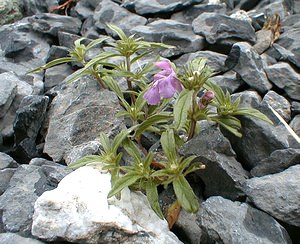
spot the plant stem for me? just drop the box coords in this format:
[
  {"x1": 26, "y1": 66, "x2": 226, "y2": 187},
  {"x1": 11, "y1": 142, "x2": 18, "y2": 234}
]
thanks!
[
  {"x1": 94, "y1": 72, "x2": 107, "y2": 89},
  {"x1": 126, "y1": 55, "x2": 136, "y2": 104},
  {"x1": 187, "y1": 91, "x2": 198, "y2": 140}
]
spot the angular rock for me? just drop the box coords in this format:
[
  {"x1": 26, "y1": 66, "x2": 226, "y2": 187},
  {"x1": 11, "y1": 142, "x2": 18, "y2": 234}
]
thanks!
[
  {"x1": 0, "y1": 152, "x2": 18, "y2": 169},
  {"x1": 250, "y1": 148, "x2": 300, "y2": 177},
  {"x1": 122, "y1": 0, "x2": 204, "y2": 15},
  {"x1": 264, "y1": 62, "x2": 300, "y2": 101},
  {"x1": 180, "y1": 122, "x2": 249, "y2": 200},
  {"x1": 262, "y1": 91, "x2": 291, "y2": 122},
  {"x1": 93, "y1": 0, "x2": 147, "y2": 36},
  {"x1": 174, "y1": 50, "x2": 228, "y2": 74},
  {"x1": 28, "y1": 13, "x2": 82, "y2": 37},
  {"x1": 0, "y1": 233, "x2": 44, "y2": 244},
  {"x1": 291, "y1": 102, "x2": 300, "y2": 115},
  {"x1": 0, "y1": 72, "x2": 17, "y2": 118},
  {"x1": 22, "y1": 0, "x2": 58, "y2": 16},
  {"x1": 192, "y1": 12, "x2": 256, "y2": 45},
  {"x1": 32, "y1": 166, "x2": 182, "y2": 244},
  {"x1": 0, "y1": 163, "x2": 70, "y2": 236},
  {"x1": 44, "y1": 64, "x2": 73, "y2": 91},
  {"x1": 210, "y1": 71, "x2": 245, "y2": 94},
  {"x1": 0, "y1": 0, "x2": 23, "y2": 26},
  {"x1": 0, "y1": 168, "x2": 16, "y2": 195},
  {"x1": 43, "y1": 76, "x2": 123, "y2": 163},
  {"x1": 244, "y1": 165, "x2": 300, "y2": 227},
  {"x1": 275, "y1": 28, "x2": 300, "y2": 69},
  {"x1": 132, "y1": 19, "x2": 205, "y2": 57},
  {"x1": 224, "y1": 91, "x2": 300, "y2": 169},
  {"x1": 171, "y1": 2, "x2": 226, "y2": 23},
  {"x1": 225, "y1": 42, "x2": 272, "y2": 93},
  {"x1": 290, "y1": 114, "x2": 300, "y2": 137},
  {"x1": 255, "y1": 0, "x2": 294, "y2": 19},
  {"x1": 198, "y1": 196, "x2": 292, "y2": 244}
]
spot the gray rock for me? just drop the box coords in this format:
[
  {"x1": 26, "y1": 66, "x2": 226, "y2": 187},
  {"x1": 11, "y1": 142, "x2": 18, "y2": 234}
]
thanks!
[
  {"x1": 262, "y1": 91, "x2": 291, "y2": 122},
  {"x1": 0, "y1": 74, "x2": 17, "y2": 118},
  {"x1": 198, "y1": 196, "x2": 292, "y2": 244},
  {"x1": 254, "y1": 0, "x2": 294, "y2": 19},
  {"x1": 0, "y1": 168, "x2": 16, "y2": 195},
  {"x1": 264, "y1": 62, "x2": 300, "y2": 101},
  {"x1": 0, "y1": 152, "x2": 18, "y2": 169},
  {"x1": 244, "y1": 165, "x2": 300, "y2": 227},
  {"x1": 44, "y1": 64, "x2": 73, "y2": 91},
  {"x1": 290, "y1": 114, "x2": 300, "y2": 137},
  {"x1": 93, "y1": 0, "x2": 147, "y2": 36},
  {"x1": 22, "y1": 0, "x2": 58, "y2": 16},
  {"x1": 0, "y1": 233, "x2": 44, "y2": 244},
  {"x1": 275, "y1": 28, "x2": 300, "y2": 69},
  {"x1": 122, "y1": 0, "x2": 204, "y2": 15},
  {"x1": 28, "y1": 13, "x2": 82, "y2": 37},
  {"x1": 192, "y1": 12, "x2": 256, "y2": 45},
  {"x1": 180, "y1": 123, "x2": 249, "y2": 200},
  {"x1": 0, "y1": 0, "x2": 23, "y2": 26},
  {"x1": 43, "y1": 76, "x2": 123, "y2": 163},
  {"x1": 171, "y1": 2, "x2": 226, "y2": 23},
  {"x1": 0, "y1": 163, "x2": 70, "y2": 236},
  {"x1": 174, "y1": 50, "x2": 228, "y2": 74},
  {"x1": 250, "y1": 148, "x2": 300, "y2": 177},
  {"x1": 225, "y1": 42, "x2": 272, "y2": 93},
  {"x1": 210, "y1": 71, "x2": 245, "y2": 94},
  {"x1": 32, "y1": 166, "x2": 182, "y2": 243},
  {"x1": 132, "y1": 19, "x2": 205, "y2": 57},
  {"x1": 224, "y1": 91, "x2": 300, "y2": 169},
  {"x1": 291, "y1": 101, "x2": 300, "y2": 115}
]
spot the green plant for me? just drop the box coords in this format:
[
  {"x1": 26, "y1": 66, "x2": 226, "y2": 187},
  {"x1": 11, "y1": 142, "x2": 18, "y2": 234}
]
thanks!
[{"x1": 31, "y1": 24, "x2": 273, "y2": 225}]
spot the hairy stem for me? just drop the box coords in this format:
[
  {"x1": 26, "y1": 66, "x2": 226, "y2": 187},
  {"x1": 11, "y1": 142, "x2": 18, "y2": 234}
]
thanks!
[
  {"x1": 126, "y1": 55, "x2": 136, "y2": 104},
  {"x1": 187, "y1": 91, "x2": 198, "y2": 140}
]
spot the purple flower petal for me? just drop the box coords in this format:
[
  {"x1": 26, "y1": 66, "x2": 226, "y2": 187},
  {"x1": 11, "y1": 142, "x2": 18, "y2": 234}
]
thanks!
[
  {"x1": 171, "y1": 77, "x2": 183, "y2": 92},
  {"x1": 144, "y1": 84, "x2": 161, "y2": 105},
  {"x1": 155, "y1": 60, "x2": 172, "y2": 71},
  {"x1": 158, "y1": 76, "x2": 177, "y2": 98}
]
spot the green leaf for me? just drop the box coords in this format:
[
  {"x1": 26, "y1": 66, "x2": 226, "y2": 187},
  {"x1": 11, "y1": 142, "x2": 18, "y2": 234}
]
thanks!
[
  {"x1": 161, "y1": 129, "x2": 177, "y2": 164},
  {"x1": 107, "y1": 23, "x2": 127, "y2": 40},
  {"x1": 111, "y1": 129, "x2": 132, "y2": 154},
  {"x1": 123, "y1": 139, "x2": 142, "y2": 163},
  {"x1": 108, "y1": 172, "x2": 142, "y2": 198},
  {"x1": 68, "y1": 155, "x2": 102, "y2": 169},
  {"x1": 86, "y1": 37, "x2": 109, "y2": 50},
  {"x1": 232, "y1": 108, "x2": 273, "y2": 125},
  {"x1": 28, "y1": 57, "x2": 75, "y2": 73},
  {"x1": 135, "y1": 112, "x2": 172, "y2": 137},
  {"x1": 173, "y1": 175, "x2": 199, "y2": 213},
  {"x1": 178, "y1": 155, "x2": 198, "y2": 172},
  {"x1": 211, "y1": 116, "x2": 242, "y2": 137},
  {"x1": 174, "y1": 89, "x2": 193, "y2": 131},
  {"x1": 146, "y1": 180, "x2": 164, "y2": 219}
]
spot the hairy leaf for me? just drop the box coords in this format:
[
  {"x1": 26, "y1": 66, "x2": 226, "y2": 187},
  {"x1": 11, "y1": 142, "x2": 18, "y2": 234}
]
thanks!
[
  {"x1": 146, "y1": 180, "x2": 164, "y2": 219},
  {"x1": 174, "y1": 90, "x2": 193, "y2": 131},
  {"x1": 68, "y1": 155, "x2": 102, "y2": 169}
]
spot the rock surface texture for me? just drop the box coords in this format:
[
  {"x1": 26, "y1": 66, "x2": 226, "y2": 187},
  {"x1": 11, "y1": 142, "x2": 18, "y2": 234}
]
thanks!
[{"x1": 0, "y1": 0, "x2": 299, "y2": 243}]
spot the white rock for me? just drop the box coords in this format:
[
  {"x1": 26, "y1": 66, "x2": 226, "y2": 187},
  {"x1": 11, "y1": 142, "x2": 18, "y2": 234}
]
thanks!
[{"x1": 32, "y1": 166, "x2": 182, "y2": 244}]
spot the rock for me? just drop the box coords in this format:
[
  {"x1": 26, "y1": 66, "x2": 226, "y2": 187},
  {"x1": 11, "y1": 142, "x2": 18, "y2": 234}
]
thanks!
[
  {"x1": 28, "y1": 13, "x2": 82, "y2": 37},
  {"x1": 0, "y1": 168, "x2": 16, "y2": 195},
  {"x1": 198, "y1": 196, "x2": 292, "y2": 244},
  {"x1": 122, "y1": 0, "x2": 204, "y2": 15},
  {"x1": 192, "y1": 12, "x2": 256, "y2": 45},
  {"x1": 225, "y1": 42, "x2": 272, "y2": 93},
  {"x1": 132, "y1": 19, "x2": 205, "y2": 57},
  {"x1": 0, "y1": 163, "x2": 70, "y2": 236},
  {"x1": 0, "y1": 152, "x2": 18, "y2": 169},
  {"x1": 275, "y1": 28, "x2": 300, "y2": 69},
  {"x1": 0, "y1": 0, "x2": 23, "y2": 26},
  {"x1": 171, "y1": 2, "x2": 227, "y2": 23},
  {"x1": 32, "y1": 166, "x2": 182, "y2": 244},
  {"x1": 0, "y1": 72, "x2": 33, "y2": 140},
  {"x1": 44, "y1": 64, "x2": 73, "y2": 91},
  {"x1": 250, "y1": 148, "x2": 300, "y2": 177},
  {"x1": 290, "y1": 115, "x2": 300, "y2": 137},
  {"x1": 43, "y1": 76, "x2": 123, "y2": 163},
  {"x1": 291, "y1": 102, "x2": 300, "y2": 115},
  {"x1": 224, "y1": 91, "x2": 300, "y2": 170},
  {"x1": 93, "y1": 0, "x2": 147, "y2": 36},
  {"x1": 254, "y1": 0, "x2": 294, "y2": 19},
  {"x1": 262, "y1": 91, "x2": 291, "y2": 122},
  {"x1": 22, "y1": 0, "x2": 58, "y2": 16},
  {"x1": 244, "y1": 165, "x2": 300, "y2": 227},
  {"x1": 180, "y1": 122, "x2": 249, "y2": 200},
  {"x1": 210, "y1": 71, "x2": 245, "y2": 94},
  {"x1": 0, "y1": 75, "x2": 17, "y2": 118},
  {"x1": 174, "y1": 50, "x2": 228, "y2": 74},
  {"x1": 264, "y1": 62, "x2": 300, "y2": 101},
  {"x1": 0, "y1": 233, "x2": 45, "y2": 244}
]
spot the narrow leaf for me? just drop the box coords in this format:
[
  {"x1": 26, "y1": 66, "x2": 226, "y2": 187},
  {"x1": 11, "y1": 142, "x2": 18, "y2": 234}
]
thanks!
[
  {"x1": 68, "y1": 155, "x2": 102, "y2": 169},
  {"x1": 232, "y1": 108, "x2": 273, "y2": 125},
  {"x1": 173, "y1": 175, "x2": 199, "y2": 213},
  {"x1": 161, "y1": 129, "x2": 177, "y2": 163},
  {"x1": 174, "y1": 90, "x2": 193, "y2": 131},
  {"x1": 146, "y1": 180, "x2": 164, "y2": 219},
  {"x1": 108, "y1": 173, "x2": 141, "y2": 198}
]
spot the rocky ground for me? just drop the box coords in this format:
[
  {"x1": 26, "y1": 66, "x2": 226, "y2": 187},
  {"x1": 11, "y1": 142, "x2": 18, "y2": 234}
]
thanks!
[{"x1": 0, "y1": 0, "x2": 300, "y2": 243}]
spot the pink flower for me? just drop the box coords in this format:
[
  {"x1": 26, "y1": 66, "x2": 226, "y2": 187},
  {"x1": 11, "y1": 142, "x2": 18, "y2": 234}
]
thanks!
[
  {"x1": 199, "y1": 91, "x2": 215, "y2": 109},
  {"x1": 144, "y1": 60, "x2": 182, "y2": 105}
]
